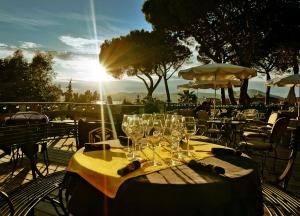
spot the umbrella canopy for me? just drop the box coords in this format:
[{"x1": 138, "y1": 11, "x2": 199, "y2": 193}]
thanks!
[
  {"x1": 265, "y1": 74, "x2": 300, "y2": 87},
  {"x1": 266, "y1": 74, "x2": 300, "y2": 118},
  {"x1": 178, "y1": 63, "x2": 256, "y2": 81},
  {"x1": 177, "y1": 80, "x2": 242, "y2": 90}
]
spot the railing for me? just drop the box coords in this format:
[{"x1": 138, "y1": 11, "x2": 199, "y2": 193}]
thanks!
[{"x1": 0, "y1": 102, "x2": 145, "y2": 122}]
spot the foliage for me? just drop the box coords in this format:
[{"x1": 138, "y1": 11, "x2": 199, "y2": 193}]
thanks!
[
  {"x1": 0, "y1": 50, "x2": 62, "y2": 101},
  {"x1": 178, "y1": 90, "x2": 197, "y2": 104},
  {"x1": 142, "y1": 97, "x2": 161, "y2": 113},
  {"x1": 100, "y1": 30, "x2": 191, "y2": 100},
  {"x1": 72, "y1": 90, "x2": 100, "y2": 103},
  {"x1": 142, "y1": 0, "x2": 300, "y2": 105},
  {"x1": 65, "y1": 79, "x2": 73, "y2": 102}
]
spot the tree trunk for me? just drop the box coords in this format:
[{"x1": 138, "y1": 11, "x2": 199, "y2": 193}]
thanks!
[
  {"x1": 239, "y1": 79, "x2": 250, "y2": 105},
  {"x1": 163, "y1": 75, "x2": 171, "y2": 103},
  {"x1": 265, "y1": 72, "x2": 271, "y2": 105},
  {"x1": 227, "y1": 86, "x2": 237, "y2": 105},
  {"x1": 221, "y1": 88, "x2": 226, "y2": 105},
  {"x1": 288, "y1": 49, "x2": 299, "y2": 102},
  {"x1": 147, "y1": 88, "x2": 154, "y2": 99}
]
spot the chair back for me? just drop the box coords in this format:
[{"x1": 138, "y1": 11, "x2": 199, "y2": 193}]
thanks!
[
  {"x1": 276, "y1": 126, "x2": 300, "y2": 189},
  {"x1": 77, "y1": 119, "x2": 113, "y2": 150},
  {"x1": 267, "y1": 112, "x2": 278, "y2": 125},
  {"x1": 88, "y1": 127, "x2": 113, "y2": 143},
  {"x1": 197, "y1": 110, "x2": 209, "y2": 121},
  {"x1": 269, "y1": 117, "x2": 289, "y2": 143}
]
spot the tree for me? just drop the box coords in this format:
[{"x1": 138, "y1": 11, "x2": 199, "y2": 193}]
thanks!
[
  {"x1": 0, "y1": 50, "x2": 62, "y2": 101},
  {"x1": 178, "y1": 90, "x2": 197, "y2": 104},
  {"x1": 142, "y1": 0, "x2": 300, "y2": 105},
  {"x1": 65, "y1": 79, "x2": 73, "y2": 102},
  {"x1": 153, "y1": 30, "x2": 191, "y2": 102},
  {"x1": 100, "y1": 30, "x2": 161, "y2": 99}
]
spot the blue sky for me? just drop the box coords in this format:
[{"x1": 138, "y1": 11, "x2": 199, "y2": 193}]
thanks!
[
  {"x1": 0, "y1": 0, "x2": 151, "y2": 82},
  {"x1": 0, "y1": 0, "x2": 294, "y2": 98}
]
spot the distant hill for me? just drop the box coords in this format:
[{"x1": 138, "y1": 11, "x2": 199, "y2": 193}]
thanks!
[{"x1": 54, "y1": 79, "x2": 285, "y2": 102}]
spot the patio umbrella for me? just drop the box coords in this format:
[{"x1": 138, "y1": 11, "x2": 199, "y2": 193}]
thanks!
[
  {"x1": 178, "y1": 63, "x2": 256, "y2": 113},
  {"x1": 266, "y1": 74, "x2": 300, "y2": 118},
  {"x1": 177, "y1": 79, "x2": 242, "y2": 111},
  {"x1": 177, "y1": 80, "x2": 242, "y2": 90},
  {"x1": 178, "y1": 63, "x2": 256, "y2": 81}
]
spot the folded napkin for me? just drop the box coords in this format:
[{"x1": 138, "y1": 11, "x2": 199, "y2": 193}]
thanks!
[
  {"x1": 211, "y1": 148, "x2": 242, "y2": 157},
  {"x1": 117, "y1": 160, "x2": 141, "y2": 176},
  {"x1": 187, "y1": 159, "x2": 225, "y2": 175},
  {"x1": 84, "y1": 143, "x2": 111, "y2": 152}
]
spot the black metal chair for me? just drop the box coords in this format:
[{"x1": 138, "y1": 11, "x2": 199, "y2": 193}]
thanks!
[
  {"x1": 262, "y1": 126, "x2": 300, "y2": 215},
  {"x1": 238, "y1": 117, "x2": 290, "y2": 177},
  {"x1": 0, "y1": 171, "x2": 66, "y2": 216},
  {"x1": 77, "y1": 119, "x2": 114, "y2": 150}
]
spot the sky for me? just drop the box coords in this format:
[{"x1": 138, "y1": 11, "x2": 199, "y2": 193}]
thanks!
[
  {"x1": 0, "y1": 0, "x2": 295, "y2": 98},
  {"x1": 0, "y1": 0, "x2": 151, "y2": 82}
]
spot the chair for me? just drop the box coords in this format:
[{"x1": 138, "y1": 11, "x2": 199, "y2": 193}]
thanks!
[
  {"x1": 243, "y1": 112, "x2": 278, "y2": 137},
  {"x1": 0, "y1": 171, "x2": 66, "y2": 216},
  {"x1": 238, "y1": 117, "x2": 290, "y2": 176},
  {"x1": 262, "y1": 126, "x2": 300, "y2": 215},
  {"x1": 77, "y1": 119, "x2": 114, "y2": 150},
  {"x1": 194, "y1": 111, "x2": 223, "y2": 144},
  {"x1": 244, "y1": 109, "x2": 259, "y2": 119}
]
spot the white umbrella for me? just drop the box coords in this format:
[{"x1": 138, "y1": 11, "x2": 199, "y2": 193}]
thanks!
[
  {"x1": 266, "y1": 74, "x2": 300, "y2": 118},
  {"x1": 178, "y1": 63, "x2": 256, "y2": 112},
  {"x1": 177, "y1": 80, "x2": 242, "y2": 90},
  {"x1": 178, "y1": 63, "x2": 256, "y2": 81},
  {"x1": 178, "y1": 79, "x2": 241, "y2": 108}
]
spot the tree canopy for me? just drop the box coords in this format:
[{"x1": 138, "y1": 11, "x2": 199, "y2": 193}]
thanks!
[
  {"x1": 0, "y1": 50, "x2": 62, "y2": 101},
  {"x1": 100, "y1": 29, "x2": 191, "y2": 99},
  {"x1": 142, "y1": 0, "x2": 300, "y2": 105}
]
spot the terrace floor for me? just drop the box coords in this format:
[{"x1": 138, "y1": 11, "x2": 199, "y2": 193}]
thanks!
[{"x1": 0, "y1": 135, "x2": 299, "y2": 215}]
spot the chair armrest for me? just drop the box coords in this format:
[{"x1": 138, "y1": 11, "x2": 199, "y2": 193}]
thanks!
[
  {"x1": 244, "y1": 132, "x2": 269, "y2": 139},
  {"x1": 0, "y1": 191, "x2": 14, "y2": 215}
]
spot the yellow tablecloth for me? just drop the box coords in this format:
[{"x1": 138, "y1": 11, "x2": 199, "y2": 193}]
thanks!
[{"x1": 67, "y1": 140, "x2": 225, "y2": 198}]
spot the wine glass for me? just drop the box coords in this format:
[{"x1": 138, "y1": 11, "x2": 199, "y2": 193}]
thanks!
[
  {"x1": 164, "y1": 118, "x2": 181, "y2": 165},
  {"x1": 182, "y1": 117, "x2": 196, "y2": 156},
  {"x1": 171, "y1": 115, "x2": 185, "y2": 159},
  {"x1": 142, "y1": 114, "x2": 153, "y2": 147},
  {"x1": 149, "y1": 119, "x2": 163, "y2": 166},
  {"x1": 129, "y1": 116, "x2": 144, "y2": 159},
  {"x1": 121, "y1": 115, "x2": 134, "y2": 157}
]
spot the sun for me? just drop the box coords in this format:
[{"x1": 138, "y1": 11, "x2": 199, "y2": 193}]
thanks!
[{"x1": 86, "y1": 60, "x2": 113, "y2": 82}]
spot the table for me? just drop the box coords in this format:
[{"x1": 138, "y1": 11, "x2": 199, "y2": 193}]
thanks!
[
  {"x1": 64, "y1": 140, "x2": 263, "y2": 216},
  {"x1": 0, "y1": 124, "x2": 45, "y2": 178},
  {"x1": 206, "y1": 119, "x2": 247, "y2": 147}
]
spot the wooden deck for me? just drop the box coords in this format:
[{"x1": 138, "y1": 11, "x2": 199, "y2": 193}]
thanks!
[{"x1": 0, "y1": 135, "x2": 299, "y2": 215}]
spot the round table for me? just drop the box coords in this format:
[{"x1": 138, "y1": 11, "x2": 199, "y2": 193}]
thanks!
[{"x1": 63, "y1": 142, "x2": 263, "y2": 216}]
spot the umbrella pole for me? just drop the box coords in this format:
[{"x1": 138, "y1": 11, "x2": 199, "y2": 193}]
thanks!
[
  {"x1": 214, "y1": 89, "x2": 216, "y2": 117},
  {"x1": 297, "y1": 86, "x2": 300, "y2": 120}
]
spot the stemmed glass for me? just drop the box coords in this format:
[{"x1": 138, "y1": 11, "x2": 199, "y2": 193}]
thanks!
[
  {"x1": 121, "y1": 115, "x2": 134, "y2": 158},
  {"x1": 164, "y1": 118, "x2": 181, "y2": 165},
  {"x1": 171, "y1": 115, "x2": 185, "y2": 159},
  {"x1": 142, "y1": 114, "x2": 153, "y2": 147},
  {"x1": 149, "y1": 119, "x2": 163, "y2": 166},
  {"x1": 182, "y1": 117, "x2": 196, "y2": 156},
  {"x1": 127, "y1": 116, "x2": 144, "y2": 160}
]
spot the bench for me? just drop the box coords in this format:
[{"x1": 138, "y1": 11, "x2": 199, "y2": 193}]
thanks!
[
  {"x1": 0, "y1": 170, "x2": 65, "y2": 215},
  {"x1": 262, "y1": 126, "x2": 300, "y2": 215}
]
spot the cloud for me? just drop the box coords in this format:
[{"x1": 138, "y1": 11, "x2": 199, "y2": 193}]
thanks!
[
  {"x1": 0, "y1": 10, "x2": 59, "y2": 28},
  {"x1": 59, "y1": 35, "x2": 103, "y2": 54},
  {"x1": 0, "y1": 43, "x2": 8, "y2": 47},
  {"x1": 20, "y1": 41, "x2": 42, "y2": 49}
]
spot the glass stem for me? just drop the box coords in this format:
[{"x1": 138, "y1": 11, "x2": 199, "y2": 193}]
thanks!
[
  {"x1": 187, "y1": 138, "x2": 190, "y2": 156},
  {"x1": 152, "y1": 145, "x2": 156, "y2": 165}
]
